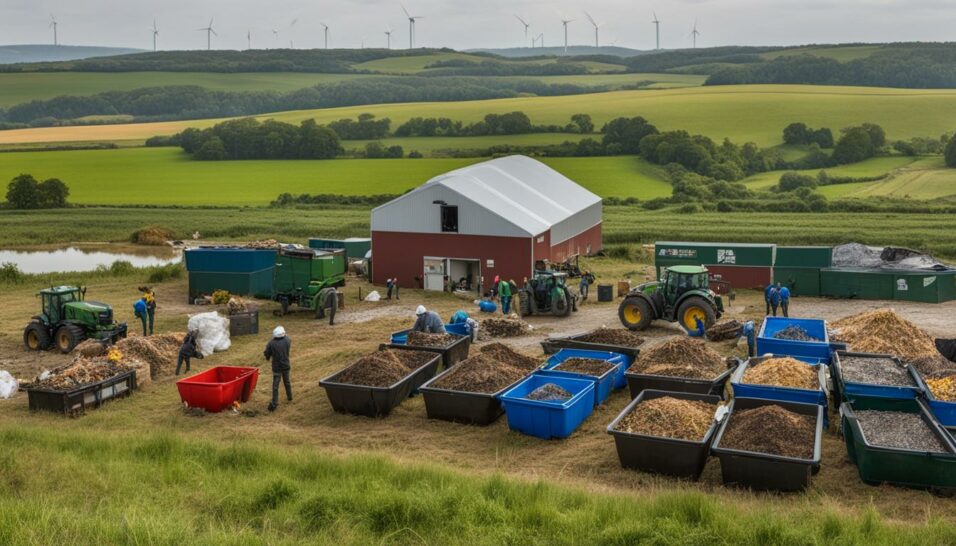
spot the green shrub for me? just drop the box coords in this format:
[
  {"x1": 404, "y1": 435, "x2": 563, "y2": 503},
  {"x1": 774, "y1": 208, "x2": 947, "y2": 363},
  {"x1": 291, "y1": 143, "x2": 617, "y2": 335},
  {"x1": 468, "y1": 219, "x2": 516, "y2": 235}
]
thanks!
[
  {"x1": 0, "y1": 262, "x2": 25, "y2": 284},
  {"x1": 147, "y1": 262, "x2": 183, "y2": 284}
]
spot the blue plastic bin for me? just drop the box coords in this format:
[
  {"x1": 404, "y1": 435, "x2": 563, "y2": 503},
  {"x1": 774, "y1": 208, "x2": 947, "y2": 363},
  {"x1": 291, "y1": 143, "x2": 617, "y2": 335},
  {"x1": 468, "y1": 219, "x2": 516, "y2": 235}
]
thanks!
[
  {"x1": 756, "y1": 317, "x2": 831, "y2": 361},
  {"x1": 538, "y1": 349, "x2": 621, "y2": 406},
  {"x1": 912, "y1": 368, "x2": 956, "y2": 427},
  {"x1": 499, "y1": 373, "x2": 595, "y2": 439},
  {"x1": 731, "y1": 355, "x2": 830, "y2": 427},
  {"x1": 832, "y1": 351, "x2": 922, "y2": 404}
]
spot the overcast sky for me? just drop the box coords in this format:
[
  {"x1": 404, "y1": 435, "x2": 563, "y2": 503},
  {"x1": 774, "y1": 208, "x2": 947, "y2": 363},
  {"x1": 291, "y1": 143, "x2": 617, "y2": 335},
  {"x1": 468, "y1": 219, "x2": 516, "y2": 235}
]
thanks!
[{"x1": 3, "y1": 0, "x2": 955, "y2": 51}]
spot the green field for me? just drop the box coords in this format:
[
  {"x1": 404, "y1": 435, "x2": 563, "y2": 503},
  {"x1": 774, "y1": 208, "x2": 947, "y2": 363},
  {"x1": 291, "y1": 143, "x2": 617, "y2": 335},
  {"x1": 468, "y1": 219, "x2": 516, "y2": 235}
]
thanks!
[
  {"x1": 762, "y1": 45, "x2": 884, "y2": 62},
  {"x1": 742, "y1": 156, "x2": 919, "y2": 190},
  {"x1": 5, "y1": 85, "x2": 956, "y2": 147},
  {"x1": 0, "y1": 148, "x2": 671, "y2": 205}
]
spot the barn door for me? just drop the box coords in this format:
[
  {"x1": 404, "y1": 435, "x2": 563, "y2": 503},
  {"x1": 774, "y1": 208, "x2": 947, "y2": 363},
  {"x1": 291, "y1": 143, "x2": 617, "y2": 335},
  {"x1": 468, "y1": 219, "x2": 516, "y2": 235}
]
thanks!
[{"x1": 423, "y1": 258, "x2": 446, "y2": 291}]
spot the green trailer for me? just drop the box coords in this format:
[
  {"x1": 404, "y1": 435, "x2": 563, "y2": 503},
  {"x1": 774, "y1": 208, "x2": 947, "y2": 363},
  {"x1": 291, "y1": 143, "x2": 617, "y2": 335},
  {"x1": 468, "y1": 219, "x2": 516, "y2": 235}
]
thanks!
[
  {"x1": 654, "y1": 241, "x2": 775, "y2": 279},
  {"x1": 774, "y1": 268, "x2": 822, "y2": 297},
  {"x1": 308, "y1": 237, "x2": 371, "y2": 260},
  {"x1": 774, "y1": 246, "x2": 832, "y2": 269},
  {"x1": 821, "y1": 268, "x2": 956, "y2": 303},
  {"x1": 273, "y1": 248, "x2": 346, "y2": 316}
]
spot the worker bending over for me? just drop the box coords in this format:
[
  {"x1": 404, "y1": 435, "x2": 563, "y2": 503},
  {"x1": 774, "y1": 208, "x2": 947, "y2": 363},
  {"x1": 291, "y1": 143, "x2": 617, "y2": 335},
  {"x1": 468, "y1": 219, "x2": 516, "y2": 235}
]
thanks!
[
  {"x1": 264, "y1": 326, "x2": 293, "y2": 412},
  {"x1": 412, "y1": 305, "x2": 446, "y2": 334},
  {"x1": 175, "y1": 329, "x2": 204, "y2": 375},
  {"x1": 133, "y1": 297, "x2": 148, "y2": 336}
]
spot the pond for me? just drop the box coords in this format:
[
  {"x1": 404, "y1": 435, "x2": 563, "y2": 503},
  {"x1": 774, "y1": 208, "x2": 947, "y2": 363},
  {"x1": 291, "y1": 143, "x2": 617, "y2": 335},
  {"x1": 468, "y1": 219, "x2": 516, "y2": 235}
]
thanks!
[{"x1": 0, "y1": 244, "x2": 182, "y2": 274}]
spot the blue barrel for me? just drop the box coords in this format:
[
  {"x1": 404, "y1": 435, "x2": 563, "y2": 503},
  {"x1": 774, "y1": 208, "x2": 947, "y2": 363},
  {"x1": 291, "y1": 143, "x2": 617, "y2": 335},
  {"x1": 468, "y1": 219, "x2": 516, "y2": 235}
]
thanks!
[{"x1": 478, "y1": 300, "x2": 497, "y2": 313}]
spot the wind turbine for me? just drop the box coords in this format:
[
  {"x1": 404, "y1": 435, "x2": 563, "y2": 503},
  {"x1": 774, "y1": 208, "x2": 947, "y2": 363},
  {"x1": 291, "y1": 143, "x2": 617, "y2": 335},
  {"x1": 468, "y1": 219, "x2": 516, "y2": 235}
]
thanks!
[
  {"x1": 198, "y1": 18, "x2": 217, "y2": 50},
  {"x1": 149, "y1": 19, "x2": 159, "y2": 51},
  {"x1": 514, "y1": 15, "x2": 530, "y2": 48},
  {"x1": 401, "y1": 4, "x2": 423, "y2": 48},
  {"x1": 652, "y1": 12, "x2": 661, "y2": 50},
  {"x1": 247, "y1": 29, "x2": 252, "y2": 50},
  {"x1": 384, "y1": 25, "x2": 393, "y2": 49},
  {"x1": 535, "y1": 33, "x2": 544, "y2": 48},
  {"x1": 271, "y1": 28, "x2": 280, "y2": 47},
  {"x1": 50, "y1": 14, "x2": 58, "y2": 46},
  {"x1": 559, "y1": 14, "x2": 573, "y2": 53},
  {"x1": 320, "y1": 22, "x2": 329, "y2": 49},
  {"x1": 690, "y1": 19, "x2": 700, "y2": 49},
  {"x1": 584, "y1": 12, "x2": 602, "y2": 48},
  {"x1": 288, "y1": 18, "x2": 298, "y2": 49}
]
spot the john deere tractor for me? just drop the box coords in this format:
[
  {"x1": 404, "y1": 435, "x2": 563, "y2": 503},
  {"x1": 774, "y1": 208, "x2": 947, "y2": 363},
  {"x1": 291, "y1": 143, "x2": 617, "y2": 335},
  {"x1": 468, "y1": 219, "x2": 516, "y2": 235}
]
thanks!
[
  {"x1": 23, "y1": 286, "x2": 128, "y2": 353},
  {"x1": 618, "y1": 265, "x2": 723, "y2": 332},
  {"x1": 518, "y1": 270, "x2": 578, "y2": 317}
]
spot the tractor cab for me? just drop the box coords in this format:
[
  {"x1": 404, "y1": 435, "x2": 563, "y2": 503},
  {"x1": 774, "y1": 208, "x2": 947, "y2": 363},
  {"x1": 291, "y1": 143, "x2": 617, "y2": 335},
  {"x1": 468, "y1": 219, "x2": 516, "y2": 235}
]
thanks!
[
  {"x1": 618, "y1": 266, "x2": 723, "y2": 332},
  {"x1": 38, "y1": 286, "x2": 84, "y2": 324}
]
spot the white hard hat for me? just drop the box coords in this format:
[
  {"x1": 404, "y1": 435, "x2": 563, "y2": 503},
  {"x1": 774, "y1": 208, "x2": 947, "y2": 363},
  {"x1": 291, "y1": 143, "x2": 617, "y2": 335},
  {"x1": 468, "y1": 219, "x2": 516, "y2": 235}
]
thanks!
[
  {"x1": 273, "y1": 326, "x2": 286, "y2": 338},
  {"x1": 415, "y1": 305, "x2": 427, "y2": 316}
]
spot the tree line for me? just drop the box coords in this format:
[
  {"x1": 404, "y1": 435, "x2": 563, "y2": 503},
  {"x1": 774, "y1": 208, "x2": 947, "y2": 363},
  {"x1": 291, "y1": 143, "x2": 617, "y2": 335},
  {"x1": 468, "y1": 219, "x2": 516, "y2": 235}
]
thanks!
[{"x1": 5, "y1": 174, "x2": 70, "y2": 209}]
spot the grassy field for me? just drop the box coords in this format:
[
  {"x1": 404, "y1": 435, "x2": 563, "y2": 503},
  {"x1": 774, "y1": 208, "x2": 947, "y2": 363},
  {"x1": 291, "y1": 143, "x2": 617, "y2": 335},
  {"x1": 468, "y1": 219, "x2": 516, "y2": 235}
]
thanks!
[
  {"x1": 5, "y1": 84, "x2": 956, "y2": 146},
  {"x1": 762, "y1": 45, "x2": 884, "y2": 62},
  {"x1": 0, "y1": 149, "x2": 671, "y2": 205},
  {"x1": 742, "y1": 156, "x2": 919, "y2": 190}
]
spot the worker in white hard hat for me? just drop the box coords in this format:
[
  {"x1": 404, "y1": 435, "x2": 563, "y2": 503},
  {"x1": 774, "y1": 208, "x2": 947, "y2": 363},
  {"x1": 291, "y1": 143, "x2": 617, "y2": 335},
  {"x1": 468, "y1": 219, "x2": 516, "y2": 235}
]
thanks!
[
  {"x1": 411, "y1": 305, "x2": 446, "y2": 334},
  {"x1": 263, "y1": 325, "x2": 292, "y2": 412}
]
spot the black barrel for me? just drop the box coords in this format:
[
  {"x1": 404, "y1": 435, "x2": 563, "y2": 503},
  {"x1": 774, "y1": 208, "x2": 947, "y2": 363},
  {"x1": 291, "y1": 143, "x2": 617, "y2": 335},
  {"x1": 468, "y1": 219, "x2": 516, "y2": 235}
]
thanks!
[{"x1": 597, "y1": 284, "x2": 614, "y2": 302}]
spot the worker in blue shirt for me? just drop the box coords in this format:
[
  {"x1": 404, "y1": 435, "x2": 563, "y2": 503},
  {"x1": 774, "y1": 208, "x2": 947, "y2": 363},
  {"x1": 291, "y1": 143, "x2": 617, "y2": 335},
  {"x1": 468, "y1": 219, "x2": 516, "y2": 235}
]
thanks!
[
  {"x1": 778, "y1": 282, "x2": 791, "y2": 317},
  {"x1": 133, "y1": 297, "x2": 148, "y2": 336},
  {"x1": 763, "y1": 283, "x2": 774, "y2": 315},
  {"x1": 412, "y1": 305, "x2": 446, "y2": 334},
  {"x1": 769, "y1": 285, "x2": 781, "y2": 317}
]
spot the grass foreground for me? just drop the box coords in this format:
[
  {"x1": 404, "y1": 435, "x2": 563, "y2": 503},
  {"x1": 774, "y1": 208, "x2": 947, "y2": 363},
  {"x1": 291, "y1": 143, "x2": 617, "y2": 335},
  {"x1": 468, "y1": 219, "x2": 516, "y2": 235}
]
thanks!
[{"x1": 1, "y1": 424, "x2": 954, "y2": 545}]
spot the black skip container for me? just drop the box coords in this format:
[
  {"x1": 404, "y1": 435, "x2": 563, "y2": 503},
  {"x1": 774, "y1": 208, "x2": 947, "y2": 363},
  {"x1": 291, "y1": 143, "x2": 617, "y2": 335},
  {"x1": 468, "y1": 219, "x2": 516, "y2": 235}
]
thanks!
[
  {"x1": 540, "y1": 331, "x2": 642, "y2": 360},
  {"x1": 606, "y1": 389, "x2": 722, "y2": 479},
  {"x1": 319, "y1": 348, "x2": 441, "y2": 418},
  {"x1": 26, "y1": 370, "x2": 137, "y2": 416},
  {"x1": 711, "y1": 397, "x2": 823, "y2": 492},
  {"x1": 418, "y1": 364, "x2": 537, "y2": 426},
  {"x1": 386, "y1": 331, "x2": 472, "y2": 369},
  {"x1": 229, "y1": 310, "x2": 259, "y2": 336},
  {"x1": 626, "y1": 360, "x2": 738, "y2": 400}
]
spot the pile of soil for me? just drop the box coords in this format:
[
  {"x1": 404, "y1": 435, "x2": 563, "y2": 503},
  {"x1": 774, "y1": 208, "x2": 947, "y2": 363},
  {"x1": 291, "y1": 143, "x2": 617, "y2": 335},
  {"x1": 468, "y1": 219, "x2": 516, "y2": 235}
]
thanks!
[
  {"x1": 575, "y1": 328, "x2": 645, "y2": 348},
  {"x1": 479, "y1": 343, "x2": 540, "y2": 371},
  {"x1": 554, "y1": 357, "x2": 616, "y2": 377},
  {"x1": 926, "y1": 374, "x2": 956, "y2": 402},
  {"x1": 772, "y1": 325, "x2": 821, "y2": 342},
  {"x1": 856, "y1": 410, "x2": 948, "y2": 453},
  {"x1": 115, "y1": 334, "x2": 183, "y2": 379},
  {"x1": 407, "y1": 332, "x2": 458, "y2": 348},
  {"x1": 27, "y1": 358, "x2": 136, "y2": 391},
  {"x1": 527, "y1": 383, "x2": 572, "y2": 402},
  {"x1": 336, "y1": 349, "x2": 431, "y2": 388},
  {"x1": 743, "y1": 357, "x2": 818, "y2": 390},
  {"x1": 615, "y1": 397, "x2": 716, "y2": 441},
  {"x1": 720, "y1": 405, "x2": 816, "y2": 459},
  {"x1": 226, "y1": 297, "x2": 248, "y2": 314},
  {"x1": 706, "y1": 320, "x2": 742, "y2": 342},
  {"x1": 839, "y1": 355, "x2": 915, "y2": 387},
  {"x1": 909, "y1": 355, "x2": 956, "y2": 377},
  {"x1": 830, "y1": 309, "x2": 938, "y2": 361},
  {"x1": 75, "y1": 339, "x2": 107, "y2": 358},
  {"x1": 480, "y1": 317, "x2": 531, "y2": 338},
  {"x1": 635, "y1": 337, "x2": 725, "y2": 380},
  {"x1": 430, "y1": 354, "x2": 527, "y2": 394}
]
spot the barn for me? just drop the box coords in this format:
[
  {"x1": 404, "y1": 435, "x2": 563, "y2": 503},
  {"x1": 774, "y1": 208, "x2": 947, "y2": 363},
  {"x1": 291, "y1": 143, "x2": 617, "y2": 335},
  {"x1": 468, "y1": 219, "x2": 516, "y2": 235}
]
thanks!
[{"x1": 371, "y1": 155, "x2": 602, "y2": 292}]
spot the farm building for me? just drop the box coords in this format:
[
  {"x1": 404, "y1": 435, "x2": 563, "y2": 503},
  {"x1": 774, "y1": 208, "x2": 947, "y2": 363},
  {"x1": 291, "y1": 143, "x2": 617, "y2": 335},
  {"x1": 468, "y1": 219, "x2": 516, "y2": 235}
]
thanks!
[{"x1": 370, "y1": 155, "x2": 602, "y2": 292}]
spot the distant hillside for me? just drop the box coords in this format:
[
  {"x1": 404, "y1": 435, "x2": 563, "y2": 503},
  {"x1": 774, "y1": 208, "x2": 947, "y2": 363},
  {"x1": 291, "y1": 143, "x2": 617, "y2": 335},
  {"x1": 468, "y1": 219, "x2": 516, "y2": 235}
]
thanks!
[
  {"x1": 0, "y1": 45, "x2": 144, "y2": 64},
  {"x1": 470, "y1": 46, "x2": 646, "y2": 58}
]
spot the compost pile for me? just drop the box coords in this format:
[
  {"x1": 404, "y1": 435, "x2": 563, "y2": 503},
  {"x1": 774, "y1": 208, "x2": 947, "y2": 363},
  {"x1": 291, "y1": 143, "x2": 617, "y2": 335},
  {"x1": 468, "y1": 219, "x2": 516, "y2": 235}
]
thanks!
[
  {"x1": 575, "y1": 328, "x2": 645, "y2": 348},
  {"x1": 226, "y1": 297, "x2": 248, "y2": 314},
  {"x1": 855, "y1": 410, "x2": 948, "y2": 453},
  {"x1": 908, "y1": 355, "x2": 956, "y2": 377},
  {"x1": 479, "y1": 343, "x2": 541, "y2": 371},
  {"x1": 720, "y1": 405, "x2": 815, "y2": 459},
  {"x1": 743, "y1": 357, "x2": 817, "y2": 390},
  {"x1": 527, "y1": 383, "x2": 572, "y2": 402},
  {"x1": 430, "y1": 354, "x2": 527, "y2": 394},
  {"x1": 115, "y1": 333, "x2": 183, "y2": 379},
  {"x1": 926, "y1": 374, "x2": 956, "y2": 402},
  {"x1": 75, "y1": 339, "x2": 107, "y2": 358},
  {"x1": 830, "y1": 309, "x2": 938, "y2": 361},
  {"x1": 635, "y1": 337, "x2": 725, "y2": 380},
  {"x1": 28, "y1": 358, "x2": 134, "y2": 391},
  {"x1": 407, "y1": 331, "x2": 459, "y2": 348},
  {"x1": 553, "y1": 358, "x2": 615, "y2": 377},
  {"x1": 706, "y1": 320, "x2": 742, "y2": 342},
  {"x1": 839, "y1": 355, "x2": 915, "y2": 387},
  {"x1": 615, "y1": 397, "x2": 716, "y2": 441},
  {"x1": 479, "y1": 317, "x2": 531, "y2": 338},
  {"x1": 336, "y1": 349, "x2": 433, "y2": 387},
  {"x1": 772, "y1": 325, "x2": 821, "y2": 342},
  {"x1": 244, "y1": 239, "x2": 279, "y2": 249}
]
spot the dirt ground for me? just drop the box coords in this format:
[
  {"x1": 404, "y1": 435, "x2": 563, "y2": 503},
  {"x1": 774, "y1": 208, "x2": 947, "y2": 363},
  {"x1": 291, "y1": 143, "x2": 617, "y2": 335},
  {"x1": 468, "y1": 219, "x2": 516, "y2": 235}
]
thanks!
[{"x1": 2, "y1": 266, "x2": 956, "y2": 526}]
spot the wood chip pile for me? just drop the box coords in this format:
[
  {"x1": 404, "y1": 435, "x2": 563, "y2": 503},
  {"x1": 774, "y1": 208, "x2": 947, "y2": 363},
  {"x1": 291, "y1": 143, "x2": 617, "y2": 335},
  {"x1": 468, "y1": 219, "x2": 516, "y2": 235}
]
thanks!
[
  {"x1": 479, "y1": 317, "x2": 531, "y2": 338},
  {"x1": 115, "y1": 334, "x2": 183, "y2": 379},
  {"x1": 407, "y1": 332, "x2": 459, "y2": 348},
  {"x1": 742, "y1": 357, "x2": 818, "y2": 390},
  {"x1": 574, "y1": 328, "x2": 645, "y2": 348},
  {"x1": 614, "y1": 396, "x2": 717, "y2": 441},
  {"x1": 27, "y1": 357, "x2": 137, "y2": 391},
  {"x1": 830, "y1": 309, "x2": 938, "y2": 361},
  {"x1": 706, "y1": 320, "x2": 743, "y2": 342},
  {"x1": 634, "y1": 337, "x2": 726, "y2": 380}
]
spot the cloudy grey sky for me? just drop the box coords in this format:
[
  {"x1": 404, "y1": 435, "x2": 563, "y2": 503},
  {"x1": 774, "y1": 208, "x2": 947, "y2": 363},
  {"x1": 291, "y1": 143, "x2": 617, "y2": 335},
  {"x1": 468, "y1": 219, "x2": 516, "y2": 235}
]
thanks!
[{"x1": 2, "y1": 0, "x2": 955, "y2": 51}]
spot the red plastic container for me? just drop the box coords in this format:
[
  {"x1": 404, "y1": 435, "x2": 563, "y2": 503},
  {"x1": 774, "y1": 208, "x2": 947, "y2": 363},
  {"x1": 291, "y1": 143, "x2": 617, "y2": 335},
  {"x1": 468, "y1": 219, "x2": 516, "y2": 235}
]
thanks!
[{"x1": 176, "y1": 366, "x2": 260, "y2": 412}]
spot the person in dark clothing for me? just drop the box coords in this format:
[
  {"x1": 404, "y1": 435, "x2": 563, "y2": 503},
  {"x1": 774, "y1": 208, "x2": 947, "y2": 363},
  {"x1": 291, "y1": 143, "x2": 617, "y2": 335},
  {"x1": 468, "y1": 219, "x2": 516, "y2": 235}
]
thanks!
[
  {"x1": 764, "y1": 283, "x2": 774, "y2": 315},
  {"x1": 133, "y1": 297, "x2": 148, "y2": 336},
  {"x1": 769, "y1": 285, "x2": 781, "y2": 317},
  {"x1": 778, "y1": 283, "x2": 791, "y2": 318},
  {"x1": 139, "y1": 286, "x2": 156, "y2": 335},
  {"x1": 264, "y1": 326, "x2": 292, "y2": 412},
  {"x1": 314, "y1": 287, "x2": 337, "y2": 325},
  {"x1": 393, "y1": 278, "x2": 400, "y2": 300},
  {"x1": 412, "y1": 306, "x2": 446, "y2": 333},
  {"x1": 175, "y1": 329, "x2": 204, "y2": 375},
  {"x1": 386, "y1": 278, "x2": 394, "y2": 300}
]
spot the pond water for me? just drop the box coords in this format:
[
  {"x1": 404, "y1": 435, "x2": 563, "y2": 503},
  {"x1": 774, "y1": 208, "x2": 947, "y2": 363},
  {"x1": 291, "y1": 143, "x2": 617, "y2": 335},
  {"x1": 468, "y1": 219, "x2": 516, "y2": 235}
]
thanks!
[{"x1": 0, "y1": 244, "x2": 182, "y2": 274}]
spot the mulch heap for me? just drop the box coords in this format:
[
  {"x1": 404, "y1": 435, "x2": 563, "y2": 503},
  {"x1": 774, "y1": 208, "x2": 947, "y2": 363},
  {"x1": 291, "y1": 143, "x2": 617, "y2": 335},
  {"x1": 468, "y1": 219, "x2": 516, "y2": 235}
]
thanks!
[
  {"x1": 407, "y1": 331, "x2": 459, "y2": 348},
  {"x1": 115, "y1": 333, "x2": 183, "y2": 379},
  {"x1": 720, "y1": 405, "x2": 816, "y2": 459},
  {"x1": 336, "y1": 349, "x2": 434, "y2": 388},
  {"x1": 553, "y1": 357, "x2": 616, "y2": 377},
  {"x1": 634, "y1": 337, "x2": 726, "y2": 380},
  {"x1": 479, "y1": 343, "x2": 542, "y2": 371},
  {"x1": 705, "y1": 320, "x2": 743, "y2": 342},
  {"x1": 527, "y1": 383, "x2": 572, "y2": 402},
  {"x1": 479, "y1": 317, "x2": 532, "y2": 338},
  {"x1": 614, "y1": 396, "x2": 717, "y2": 441},
  {"x1": 26, "y1": 350, "x2": 140, "y2": 391},
  {"x1": 743, "y1": 357, "x2": 818, "y2": 390},
  {"x1": 430, "y1": 353, "x2": 528, "y2": 394},
  {"x1": 830, "y1": 309, "x2": 938, "y2": 361},
  {"x1": 574, "y1": 328, "x2": 645, "y2": 348}
]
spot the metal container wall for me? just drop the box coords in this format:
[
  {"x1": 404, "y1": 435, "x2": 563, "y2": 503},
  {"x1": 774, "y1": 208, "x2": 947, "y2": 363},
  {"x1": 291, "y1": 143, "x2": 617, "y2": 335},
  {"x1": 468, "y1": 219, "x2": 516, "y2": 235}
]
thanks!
[
  {"x1": 188, "y1": 270, "x2": 274, "y2": 301},
  {"x1": 892, "y1": 271, "x2": 956, "y2": 303},
  {"x1": 774, "y1": 246, "x2": 832, "y2": 269},
  {"x1": 706, "y1": 265, "x2": 773, "y2": 290},
  {"x1": 820, "y1": 268, "x2": 895, "y2": 300},
  {"x1": 309, "y1": 237, "x2": 371, "y2": 260},
  {"x1": 184, "y1": 248, "x2": 277, "y2": 273},
  {"x1": 774, "y1": 267, "x2": 822, "y2": 297},
  {"x1": 655, "y1": 241, "x2": 775, "y2": 268}
]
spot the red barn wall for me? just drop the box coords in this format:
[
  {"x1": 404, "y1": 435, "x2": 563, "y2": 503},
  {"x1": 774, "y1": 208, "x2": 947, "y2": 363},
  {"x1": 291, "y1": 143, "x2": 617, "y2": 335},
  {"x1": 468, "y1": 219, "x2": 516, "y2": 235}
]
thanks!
[{"x1": 551, "y1": 222, "x2": 602, "y2": 263}]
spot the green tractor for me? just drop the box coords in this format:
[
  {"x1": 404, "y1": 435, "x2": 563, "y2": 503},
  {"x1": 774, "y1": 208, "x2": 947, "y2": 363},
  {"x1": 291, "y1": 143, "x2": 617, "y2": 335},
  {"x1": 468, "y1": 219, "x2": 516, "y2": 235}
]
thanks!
[
  {"x1": 518, "y1": 270, "x2": 578, "y2": 317},
  {"x1": 23, "y1": 286, "x2": 128, "y2": 353},
  {"x1": 618, "y1": 265, "x2": 723, "y2": 332},
  {"x1": 272, "y1": 248, "x2": 346, "y2": 317}
]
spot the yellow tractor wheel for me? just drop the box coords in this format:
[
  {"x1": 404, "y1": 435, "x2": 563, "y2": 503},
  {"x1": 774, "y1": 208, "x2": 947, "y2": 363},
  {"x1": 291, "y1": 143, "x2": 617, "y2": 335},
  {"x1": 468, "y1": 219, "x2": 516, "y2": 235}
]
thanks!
[
  {"x1": 618, "y1": 297, "x2": 653, "y2": 331},
  {"x1": 676, "y1": 296, "x2": 716, "y2": 333},
  {"x1": 23, "y1": 322, "x2": 52, "y2": 351}
]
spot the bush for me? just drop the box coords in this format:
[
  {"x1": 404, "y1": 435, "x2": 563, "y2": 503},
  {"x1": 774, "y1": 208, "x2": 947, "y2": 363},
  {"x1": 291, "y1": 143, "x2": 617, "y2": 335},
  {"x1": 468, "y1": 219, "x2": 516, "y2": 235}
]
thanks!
[
  {"x1": 677, "y1": 203, "x2": 704, "y2": 214},
  {"x1": 832, "y1": 126, "x2": 876, "y2": 165},
  {"x1": 777, "y1": 172, "x2": 817, "y2": 192},
  {"x1": 946, "y1": 134, "x2": 956, "y2": 167},
  {"x1": 5, "y1": 174, "x2": 70, "y2": 209},
  {"x1": 408, "y1": 150, "x2": 423, "y2": 158},
  {"x1": 0, "y1": 262, "x2": 25, "y2": 284},
  {"x1": 148, "y1": 263, "x2": 183, "y2": 284}
]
